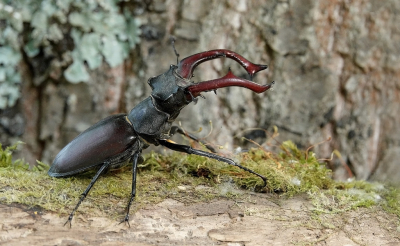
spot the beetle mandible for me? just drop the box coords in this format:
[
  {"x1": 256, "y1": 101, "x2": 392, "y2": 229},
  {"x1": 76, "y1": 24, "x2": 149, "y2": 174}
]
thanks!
[{"x1": 48, "y1": 46, "x2": 275, "y2": 227}]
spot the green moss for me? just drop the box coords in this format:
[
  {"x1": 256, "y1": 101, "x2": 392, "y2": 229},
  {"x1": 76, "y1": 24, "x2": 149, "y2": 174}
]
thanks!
[
  {"x1": 1, "y1": 140, "x2": 400, "y2": 222},
  {"x1": 380, "y1": 187, "x2": 400, "y2": 217}
]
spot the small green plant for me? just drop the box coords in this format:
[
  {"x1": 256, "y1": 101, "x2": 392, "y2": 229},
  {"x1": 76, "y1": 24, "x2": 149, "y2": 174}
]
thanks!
[
  {"x1": 0, "y1": 141, "x2": 27, "y2": 169},
  {"x1": 0, "y1": 0, "x2": 141, "y2": 109}
]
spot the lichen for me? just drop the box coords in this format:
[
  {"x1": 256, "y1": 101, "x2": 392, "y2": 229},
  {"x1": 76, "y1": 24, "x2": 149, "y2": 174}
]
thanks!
[{"x1": 0, "y1": 0, "x2": 141, "y2": 108}]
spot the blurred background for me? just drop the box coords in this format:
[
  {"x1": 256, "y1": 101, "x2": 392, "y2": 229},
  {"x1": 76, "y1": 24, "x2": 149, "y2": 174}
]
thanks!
[{"x1": 0, "y1": 0, "x2": 399, "y2": 184}]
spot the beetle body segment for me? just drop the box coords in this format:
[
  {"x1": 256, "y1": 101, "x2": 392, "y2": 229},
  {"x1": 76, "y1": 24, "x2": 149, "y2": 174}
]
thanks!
[
  {"x1": 48, "y1": 114, "x2": 140, "y2": 177},
  {"x1": 127, "y1": 97, "x2": 170, "y2": 143},
  {"x1": 148, "y1": 65, "x2": 188, "y2": 101}
]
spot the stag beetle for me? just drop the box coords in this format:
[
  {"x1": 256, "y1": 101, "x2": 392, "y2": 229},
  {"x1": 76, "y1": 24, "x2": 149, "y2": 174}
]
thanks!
[{"x1": 48, "y1": 46, "x2": 274, "y2": 227}]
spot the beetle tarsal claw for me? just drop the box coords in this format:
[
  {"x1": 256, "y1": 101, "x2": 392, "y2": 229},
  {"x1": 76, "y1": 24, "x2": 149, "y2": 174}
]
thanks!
[
  {"x1": 120, "y1": 215, "x2": 131, "y2": 227},
  {"x1": 64, "y1": 215, "x2": 73, "y2": 228}
]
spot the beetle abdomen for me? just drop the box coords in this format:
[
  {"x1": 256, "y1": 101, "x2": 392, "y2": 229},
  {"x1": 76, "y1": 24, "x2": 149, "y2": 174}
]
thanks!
[{"x1": 48, "y1": 114, "x2": 139, "y2": 177}]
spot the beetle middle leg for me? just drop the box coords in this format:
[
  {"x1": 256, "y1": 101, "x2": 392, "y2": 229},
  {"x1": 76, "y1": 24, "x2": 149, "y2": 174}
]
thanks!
[
  {"x1": 64, "y1": 161, "x2": 111, "y2": 227},
  {"x1": 169, "y1": 126, "x2": 216, "y2": 153},
  {"x1": 158, "y1": 139, "x2": 267, "y2": 187},
  {"x1": 120, "y1": 151, "x2": 141, "y2": 227}
]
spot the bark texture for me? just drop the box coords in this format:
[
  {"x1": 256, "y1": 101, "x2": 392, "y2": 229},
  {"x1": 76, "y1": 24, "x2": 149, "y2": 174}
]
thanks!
[{"x1": 1, "y1": 0, "x2": 399, "y2": 182}]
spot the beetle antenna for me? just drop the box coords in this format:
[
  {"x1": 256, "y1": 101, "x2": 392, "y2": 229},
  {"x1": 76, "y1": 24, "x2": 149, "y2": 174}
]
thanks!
[{"x1": 171, "y1": 36, "x2": 180, "y2": 65}]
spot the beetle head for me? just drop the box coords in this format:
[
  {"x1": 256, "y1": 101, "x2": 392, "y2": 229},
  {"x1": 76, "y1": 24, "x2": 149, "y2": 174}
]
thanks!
[
  {"x1": 148, "y1": 65, "x2": 186, "y2": 101},
  {"x1": 148, "y1": 64, "x2": 193, "y2": 115},
  {"x1": 148, "y1": 49, "x2": 274, "y2": 115}
]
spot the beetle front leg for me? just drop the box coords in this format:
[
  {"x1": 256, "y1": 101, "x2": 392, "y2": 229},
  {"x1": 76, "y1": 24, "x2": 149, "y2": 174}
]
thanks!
[
  {"x1": 120, "y1": 151, "x2": 141, "y2": 227},
  {"x1": 170, "y1": 126, "x2": 216, "y2": 153},
  {"x1": 158, "y1": 139, "x2": 267, "y2": 187},
  {"x1": 64, "y1": 161, "x2": 111, "y2": 227}
]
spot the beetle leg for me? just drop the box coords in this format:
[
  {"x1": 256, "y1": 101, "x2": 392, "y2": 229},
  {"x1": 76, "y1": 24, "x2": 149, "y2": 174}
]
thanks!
[
  {"x1": 120, "y1": 151, "x2": 141, "y2": 227},
  {"x1": 64, "y1": 161, "x2": 111, "y2": 227},
  {"x1": 158, "y1": 139, "x2": 267, "y2": 187},
  {"x1": 170, "y1": 126, "x2": 216, "y2": 153}
]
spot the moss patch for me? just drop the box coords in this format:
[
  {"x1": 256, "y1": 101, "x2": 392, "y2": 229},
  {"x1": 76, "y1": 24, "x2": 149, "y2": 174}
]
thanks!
[{"x1": 0, "y1": 140, "x2": 399, "y2": 223}]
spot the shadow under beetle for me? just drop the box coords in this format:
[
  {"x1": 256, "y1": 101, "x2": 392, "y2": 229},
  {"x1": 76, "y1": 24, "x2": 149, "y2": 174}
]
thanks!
[{"x1": 48, "y1": 46, "x2": 275, "y2": 227}]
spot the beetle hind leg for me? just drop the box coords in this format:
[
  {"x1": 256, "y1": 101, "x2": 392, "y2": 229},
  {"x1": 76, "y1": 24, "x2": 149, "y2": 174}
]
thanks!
[{"x1": 64, "y1": 161, "x2": 111, "y2": 227}]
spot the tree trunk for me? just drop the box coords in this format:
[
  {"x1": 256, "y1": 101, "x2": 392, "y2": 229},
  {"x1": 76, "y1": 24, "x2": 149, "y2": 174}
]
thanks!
[{"x1": 1, "y1": 0, "x2": 399, "y2": 182}]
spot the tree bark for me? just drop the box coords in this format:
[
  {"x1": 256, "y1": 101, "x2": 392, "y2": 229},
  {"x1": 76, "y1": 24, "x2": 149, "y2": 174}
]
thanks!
[{"x1": 1, "y1": 0, "x2": 399, "y2": 182}]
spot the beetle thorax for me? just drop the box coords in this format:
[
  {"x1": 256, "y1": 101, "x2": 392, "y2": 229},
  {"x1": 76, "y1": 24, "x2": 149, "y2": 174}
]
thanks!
[{"x1": 127, "y1": 66, "x2": 194, "y2": 143}]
